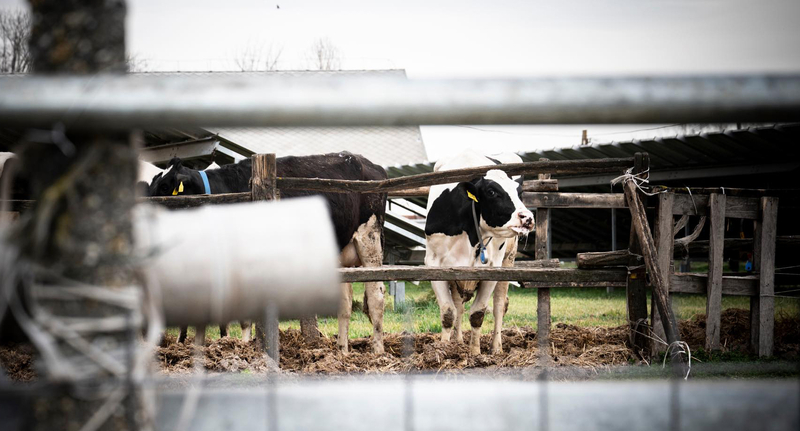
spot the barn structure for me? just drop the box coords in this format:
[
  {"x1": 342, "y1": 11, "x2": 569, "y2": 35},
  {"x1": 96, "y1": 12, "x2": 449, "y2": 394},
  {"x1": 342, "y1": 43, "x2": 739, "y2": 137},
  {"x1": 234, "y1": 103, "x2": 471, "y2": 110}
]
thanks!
[{"x1": 384, "y1": 123, "x2": 800, "y2": 269}]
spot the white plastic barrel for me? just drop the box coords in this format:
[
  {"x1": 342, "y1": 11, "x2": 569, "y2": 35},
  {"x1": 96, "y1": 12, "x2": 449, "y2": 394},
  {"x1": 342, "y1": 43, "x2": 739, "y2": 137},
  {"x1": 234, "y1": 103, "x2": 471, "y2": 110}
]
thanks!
[{"x1": 134, "y1": 197, "x2": 340, "y2": 326}]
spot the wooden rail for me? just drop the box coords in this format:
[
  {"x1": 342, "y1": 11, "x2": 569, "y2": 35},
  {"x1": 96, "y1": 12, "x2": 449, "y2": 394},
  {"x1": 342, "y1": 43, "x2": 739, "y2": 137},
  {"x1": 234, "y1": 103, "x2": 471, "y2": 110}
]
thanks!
[
  {"x1": 277, "y1": 158, "x2": 633, "y2": 193},
  {"x1": 338, "y1": 266, "x2": 627, "y2": 287}
]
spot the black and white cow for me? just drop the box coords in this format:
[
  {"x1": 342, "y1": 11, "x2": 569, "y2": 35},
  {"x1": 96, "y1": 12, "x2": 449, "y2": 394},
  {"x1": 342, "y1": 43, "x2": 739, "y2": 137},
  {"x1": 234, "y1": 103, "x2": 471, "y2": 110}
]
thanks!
[
  {"x1": 148, "y1": 153, "x2": 388, "y2": 353},
  {"x1": 424, "y1": 150, "x2": 533, "y2": 355}
]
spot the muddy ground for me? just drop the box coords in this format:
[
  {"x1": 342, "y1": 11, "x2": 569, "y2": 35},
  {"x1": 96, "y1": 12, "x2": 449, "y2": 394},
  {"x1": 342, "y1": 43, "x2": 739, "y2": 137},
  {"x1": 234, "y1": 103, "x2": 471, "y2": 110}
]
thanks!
[{"x1": 3, "y1": 309, "x2": 798, "y2": 381}]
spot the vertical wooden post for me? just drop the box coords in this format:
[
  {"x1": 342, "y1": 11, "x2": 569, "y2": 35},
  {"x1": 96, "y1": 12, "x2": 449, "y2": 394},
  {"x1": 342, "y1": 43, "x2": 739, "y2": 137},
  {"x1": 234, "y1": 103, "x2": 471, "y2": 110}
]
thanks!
[
  {"x1": 608, "y1": 208, "x2": 617, "y2": 293},
  {"x1": 706, "y1": 193, "x2": 726, "y2": 351},
  {"x1": 751, "y1": 197, "x2": 778, "y2": 357},
  {"x1": 534, "y1": 159, "x2": 553, "y2": 362},
  {"x1": 251, "y1": 154, "x2": 281, "y2": 362},
  {"x1": 20, "y1": 1, "x2": 148, "y2": 429},
  {"x1": 651, "y1": 191, "x2": 674, "y2": 356},
  {"x1": 626, "y1": 154, "x2": 649, "y2": 355},
  {"x1": 623, "y1": 153, "x2": 683, "y2": 364}
]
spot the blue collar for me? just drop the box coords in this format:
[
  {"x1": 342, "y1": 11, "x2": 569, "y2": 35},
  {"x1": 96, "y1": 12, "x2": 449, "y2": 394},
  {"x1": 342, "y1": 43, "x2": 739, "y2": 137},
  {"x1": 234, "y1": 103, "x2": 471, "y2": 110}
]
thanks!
[{"x1": 198, "y1": 170, "x2": 212, "y2": 195}]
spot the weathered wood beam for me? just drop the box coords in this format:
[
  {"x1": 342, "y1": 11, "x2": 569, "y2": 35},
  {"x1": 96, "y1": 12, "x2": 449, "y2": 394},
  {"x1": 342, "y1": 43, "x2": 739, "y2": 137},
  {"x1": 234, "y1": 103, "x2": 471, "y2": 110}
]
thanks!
[
  {"x1": 670, "y1": 273, "x2": 758, "y2": 296},
  {"x1": 577, "y1": 250, "x2": 642, "y2": 268},
  {"x1": 515, "y1": 258, "x2": 561, "y2": 268},
  {"x1": 673, "y1": 194, "x2": 759, "y2": 219},
  {"x1": 338, "y1": 266, "x2": 627, "y2": 285},
  {"x1": 277, "y1": 158, "x2": 633, "y2": 194},
  {"x1": 651, "y1": 191, "x2": 675, "y2": 356},
  {"x1": 706, "y1": 193, "x2": 725, "y2": 351},
  {"x1": 623, "y1": 164, "x2": 683, "y2": 362},
  {"x1": 626, "y1": 153, "x2": 650, "y2": 357},
  {"x1": 251, "y1": 154, "x2": 280, "y2": 362},
  {"x1": 143, "y1": 192, "x2": 252, "y2": 208},
  {"x1": 534, "y1": 165, "x2": 553, "y2": 362},
  {"x1": 752, "y1": 197, "x2": 778, "y2": 357},
  {"x1": 522, "y1": 192, "x2": 627, "y2": 209}
]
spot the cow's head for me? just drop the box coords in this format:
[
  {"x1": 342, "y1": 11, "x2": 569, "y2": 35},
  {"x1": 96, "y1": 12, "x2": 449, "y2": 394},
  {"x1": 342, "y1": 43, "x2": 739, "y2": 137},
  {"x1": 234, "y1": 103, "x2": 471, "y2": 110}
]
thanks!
[
  {"x1": 148, "y1": 157, "x2": 202, "y2": 197},
  {"x1": 459, "y1": 169, "x2": 533, "y2": 238}
]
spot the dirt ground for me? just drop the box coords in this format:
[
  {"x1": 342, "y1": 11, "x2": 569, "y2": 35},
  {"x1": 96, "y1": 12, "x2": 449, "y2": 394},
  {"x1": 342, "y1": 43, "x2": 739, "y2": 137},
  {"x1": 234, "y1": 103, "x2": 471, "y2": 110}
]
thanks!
[{"x1": 3, "y1": 308, "x2": 798, "y2": 381}]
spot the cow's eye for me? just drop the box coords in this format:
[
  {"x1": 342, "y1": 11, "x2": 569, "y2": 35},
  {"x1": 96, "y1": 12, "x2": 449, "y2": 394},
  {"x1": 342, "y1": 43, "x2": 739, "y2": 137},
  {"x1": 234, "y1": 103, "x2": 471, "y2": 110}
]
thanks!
[{"x1": 487, "y1": 189, "x2": 497, "y2": 198}]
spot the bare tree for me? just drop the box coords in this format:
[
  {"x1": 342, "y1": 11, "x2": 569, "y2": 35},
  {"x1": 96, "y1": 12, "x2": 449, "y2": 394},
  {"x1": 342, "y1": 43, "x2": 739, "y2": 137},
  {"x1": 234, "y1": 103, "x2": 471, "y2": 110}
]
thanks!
[
  {"x1": 0, "y1": 9, "x2": 31, "y2": 74},
  {"x1": 308, "y1": 37, "x2": 341, "y2": 70},
  {"x1": 233, "y1": 41, "x2": 283, "y2": 71}
]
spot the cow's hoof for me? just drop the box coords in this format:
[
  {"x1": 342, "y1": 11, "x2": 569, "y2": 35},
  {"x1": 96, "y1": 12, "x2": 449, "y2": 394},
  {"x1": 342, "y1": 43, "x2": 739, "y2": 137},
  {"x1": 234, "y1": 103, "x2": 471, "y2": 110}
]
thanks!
[
  {"x1": 491, "y1": 346, "x2": 503, "y2": 355},
  {"x1": 469, "y1": 346, "x2": 482, "y2": 356},
  {"x1": 338, "y1": 343, "x2": 349, "y2": 355},
  {"x1": 372, "y1": 343, "x2": 385, "y2": 355}
]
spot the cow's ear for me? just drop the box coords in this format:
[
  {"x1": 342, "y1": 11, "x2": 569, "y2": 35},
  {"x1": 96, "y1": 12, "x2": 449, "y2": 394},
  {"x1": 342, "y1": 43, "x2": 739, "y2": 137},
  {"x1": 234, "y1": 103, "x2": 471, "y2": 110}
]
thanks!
[
  {"x1": 175, "y1": 173, "x2": 191, "y2": 194},
  {"x1": 168, "y1": 157, "x2": 183, "y2": 168},
  {"x1": 458, "y1": 181, "x2": 480, "y2": 203}
]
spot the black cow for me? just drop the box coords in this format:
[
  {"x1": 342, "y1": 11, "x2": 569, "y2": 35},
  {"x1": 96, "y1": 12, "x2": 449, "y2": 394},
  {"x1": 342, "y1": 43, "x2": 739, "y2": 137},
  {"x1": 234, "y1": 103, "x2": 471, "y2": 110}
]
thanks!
[{"x1": 148, "y1": 153, "x2": 388, "y2": 353}]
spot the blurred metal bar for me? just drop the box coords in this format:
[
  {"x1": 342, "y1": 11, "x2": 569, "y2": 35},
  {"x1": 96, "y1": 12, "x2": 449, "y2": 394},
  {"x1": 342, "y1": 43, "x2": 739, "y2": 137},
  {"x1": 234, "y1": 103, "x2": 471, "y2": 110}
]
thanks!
[{"x1": 1, "y1": 75, "x2": 800, "y2": 128}]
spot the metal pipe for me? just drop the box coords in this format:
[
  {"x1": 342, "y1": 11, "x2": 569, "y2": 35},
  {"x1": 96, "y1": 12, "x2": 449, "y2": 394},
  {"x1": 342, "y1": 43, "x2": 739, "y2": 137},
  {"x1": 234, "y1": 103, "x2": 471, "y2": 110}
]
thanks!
[{"x1": 1, "y1": 75, "x2": 800, "y2": 128}]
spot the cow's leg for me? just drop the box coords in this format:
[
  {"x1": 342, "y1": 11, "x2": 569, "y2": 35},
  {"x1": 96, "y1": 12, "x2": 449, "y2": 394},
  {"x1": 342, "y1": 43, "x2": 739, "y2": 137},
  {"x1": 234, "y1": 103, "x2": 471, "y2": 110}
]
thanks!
[
  {"x1": 450, "y1": 283, "x2": 465, "y2": 343},
  {"x1": 219, "y1": 324, "x2": 228, "y2": 338},
  {"x1": 240, "y1": 320, "x2": 252, "y2": 342},
  {"x1": 431, "y1": 280, "x2": 456, "y2": 342},
  {"x1": 178, "y1": 326, "x2": 188, "y2": 344},
  {"x1": 337, "y1": 282, "x2": 354, "y2": 353},
  {"x1": 469, "y1": 281, "x2": 498, "y2": 355},
  {"x1": 352, "y1": 215, "x2": 386, "y2": 354},
  {"x1": 492, "y1": 239, "x2": 518, "y2": 354}
]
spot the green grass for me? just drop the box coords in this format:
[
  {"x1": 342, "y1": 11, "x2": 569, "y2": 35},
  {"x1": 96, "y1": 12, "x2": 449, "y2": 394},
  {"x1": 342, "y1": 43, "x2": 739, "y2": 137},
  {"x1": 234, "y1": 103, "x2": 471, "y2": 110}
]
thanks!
[{"x1": 171, "y1": 280, "x2": 799, "y2": 340}]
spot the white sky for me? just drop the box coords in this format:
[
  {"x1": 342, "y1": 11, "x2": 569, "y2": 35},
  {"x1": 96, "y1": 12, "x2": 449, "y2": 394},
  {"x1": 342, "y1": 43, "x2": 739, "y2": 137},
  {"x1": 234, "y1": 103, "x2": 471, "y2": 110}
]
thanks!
[{"x1": 3, "y1": 0, "x2": 800, "y2": 161}]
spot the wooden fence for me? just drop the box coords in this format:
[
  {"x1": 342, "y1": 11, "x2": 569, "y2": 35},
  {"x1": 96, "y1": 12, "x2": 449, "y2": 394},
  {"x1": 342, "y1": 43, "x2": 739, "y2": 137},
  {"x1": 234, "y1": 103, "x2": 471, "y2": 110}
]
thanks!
[{"x1": 2, "y1": 151, "x2": 783, "y2": 361}]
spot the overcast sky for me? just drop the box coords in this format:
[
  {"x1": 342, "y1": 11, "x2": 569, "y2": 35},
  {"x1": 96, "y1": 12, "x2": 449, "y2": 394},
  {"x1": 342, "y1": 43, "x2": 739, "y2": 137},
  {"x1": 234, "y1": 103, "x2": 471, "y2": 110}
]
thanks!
[{"x1": 3, "y1": 0, "x2": 800, "y2": 161}]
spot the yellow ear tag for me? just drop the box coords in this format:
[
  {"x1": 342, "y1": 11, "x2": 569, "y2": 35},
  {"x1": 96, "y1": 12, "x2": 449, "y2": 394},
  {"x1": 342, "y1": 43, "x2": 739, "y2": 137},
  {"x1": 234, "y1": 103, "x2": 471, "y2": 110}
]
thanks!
[
  {"x1": 172, "y1": 188, "x2": 178, "y2": 196},
  {"x1": 178, "y1": 181, "x2": 184, "y2": 193},
  {"x1": 467, "y1": 191, "x2": 478, "y2": 202}
]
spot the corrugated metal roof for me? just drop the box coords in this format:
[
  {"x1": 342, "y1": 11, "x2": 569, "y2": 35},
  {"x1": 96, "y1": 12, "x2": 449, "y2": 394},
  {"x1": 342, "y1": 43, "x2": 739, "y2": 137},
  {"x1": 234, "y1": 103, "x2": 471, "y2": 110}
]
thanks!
[{"x1": 385, "y1": 123, "x2": 800, "y2": 185}]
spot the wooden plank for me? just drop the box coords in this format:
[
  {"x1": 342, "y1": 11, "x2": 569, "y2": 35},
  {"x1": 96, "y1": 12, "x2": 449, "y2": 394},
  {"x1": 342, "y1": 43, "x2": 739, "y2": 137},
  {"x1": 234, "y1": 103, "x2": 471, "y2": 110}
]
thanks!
[
  {"x1": 673, "y1": 194, "x2": 759, "y2": 219},
  {"x1": 251, "y1": 154, "x2": 280, "y2": 361},
  {"x1": 755, "y1": 197, "x2": 778, "y2": 357},
  {"x1": 750, "y1": 210, "x2": 763, "y2": 352},
  {"x1": 339, "y1": 266, "x2": 628, "y2": 284},
  {"x1": 514, "y1": 258, "x2": 561, "y2": 268},
  {"x1": 577, "y1": 250, "x2": 641, "y2": 268},
  {"x1": 276, "y1": 157, "x2": 634, "y2": 194},
  {"x1": 522, "y1": 179, "x2": 559, "y2": 192},
  {"x1": 669, "y1": 273, "x2": 758, "y2": 296},
  {"x1": 143, "y1": 192, "x2": 252, "y2": 208},
  {"x1": 651, "y1": 191, "x2": 675, "y2": 356},
  {"x1": 626, "y1": 152, "x2": 649, "y2": 356},
  {"x1": 706, "y1": 193, "x2": 725, "y2": 351},
  {"x1": 624, "y1": 177, "x2": 683, "y2": 362},
  {"x1": 522, "y1": 192, "x2": 627, "y2": 209},
  {"x1": 534, "y1": 165, "x2": 552, "y2": 361}
]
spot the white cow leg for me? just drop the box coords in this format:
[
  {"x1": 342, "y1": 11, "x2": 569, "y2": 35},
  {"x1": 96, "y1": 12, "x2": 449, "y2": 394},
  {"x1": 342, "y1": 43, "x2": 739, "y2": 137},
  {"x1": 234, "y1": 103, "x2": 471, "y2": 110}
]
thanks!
[
  {"x1": 431, "y1": 280, "x2": 456, "y2": 342},
  {"x1": 491, "y1": 282, "x2": 509, "y2": 354},
  {"x1": 469, "y1": 281, "x2": 497, "y2": 355},
  {"x1": 450, "y1": 283, "x2": 465, "y2": 343},
  {"x1": 240, "y1": 320, "x2": 252, "y2": 343},
  {"x1": 492, "y1": 239, "x2": 517, "y2": 354},
  {"x1": 353, "y1": 215, "x2": 386, "y2": 354},
  {"x1": 337, "y1": 282, "x2": 353, "y2": 353}
]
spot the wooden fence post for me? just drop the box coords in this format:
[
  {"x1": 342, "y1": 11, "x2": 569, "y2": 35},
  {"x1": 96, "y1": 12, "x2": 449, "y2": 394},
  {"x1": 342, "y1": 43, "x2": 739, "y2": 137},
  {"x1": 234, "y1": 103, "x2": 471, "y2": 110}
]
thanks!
[
  {"x1": 251, "y1": 154, "x2": 281, "y2": 363},
  {"x1": 751, "y1": 197, "x2": 778, "y2": 357},
  {"x1": 626, "y1": 154, "x2": 649, "y2": 356},
  {"x1": 651, "y1": 191, "x2": 675, "y2": 356},
  {"x1": 534, "y1": 159, "x2": 553, "y2": 363},
  {"x1": 623, "y1": 154, "x2": 684, "y2": 365},
  {"x1": 706, "y1": 193, "x2": 726, "y2": 351}
]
